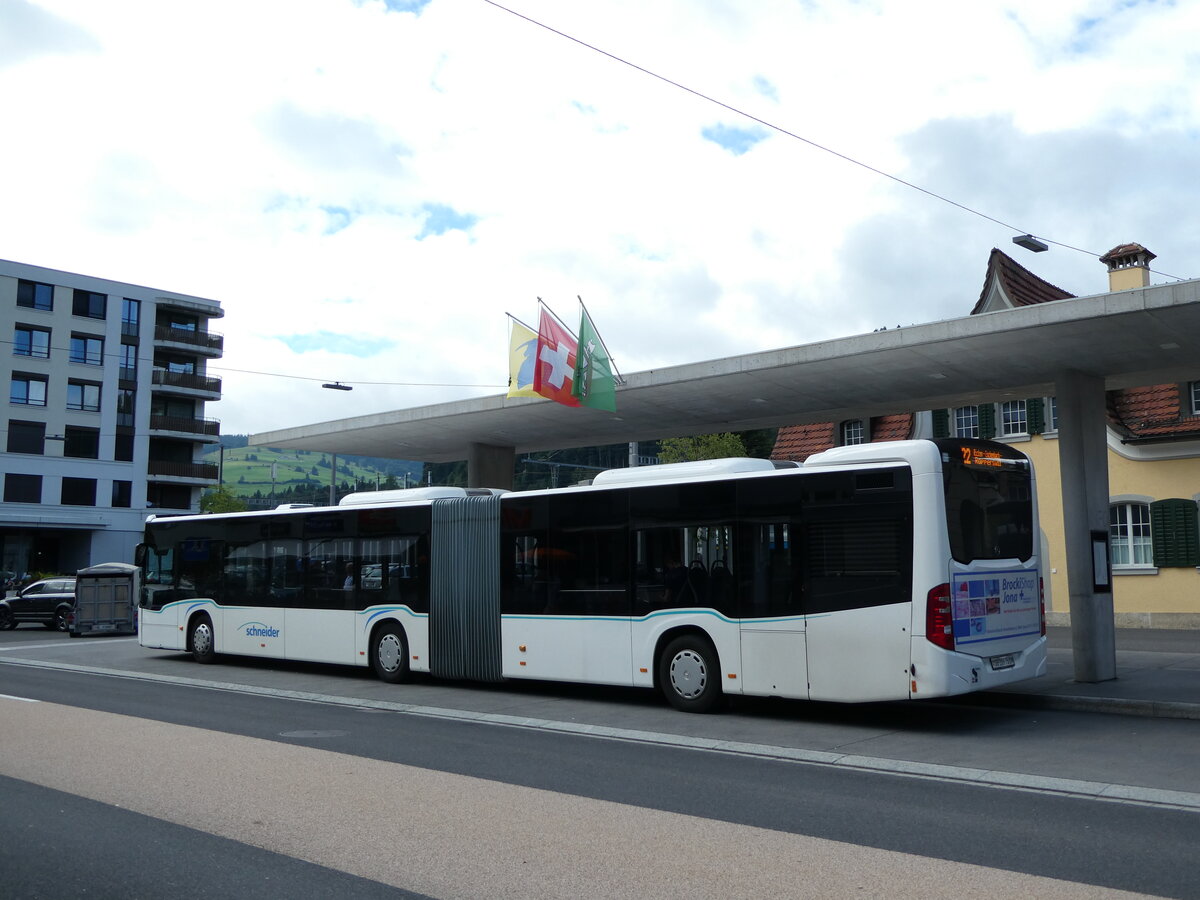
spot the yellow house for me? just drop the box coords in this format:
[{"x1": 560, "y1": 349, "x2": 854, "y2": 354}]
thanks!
[{"x1": 773, "y1": 244, "x2": 1200, "y2": 627}]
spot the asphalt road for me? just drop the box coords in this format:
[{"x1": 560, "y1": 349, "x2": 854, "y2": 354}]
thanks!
[{"x1": 2, "y1": 630, "x2": 1199, "y2": 898}]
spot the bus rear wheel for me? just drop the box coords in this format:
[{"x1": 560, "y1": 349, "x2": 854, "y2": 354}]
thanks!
[
  {"x1": 371, "y1": 624, "x2": 409, "y2": 684},
  {"x1": 659, "y1": 635, "x2": 722, "y2": 713},
  {"x1": 190, "y1": 614, "x2": 216, "y2": 664}
]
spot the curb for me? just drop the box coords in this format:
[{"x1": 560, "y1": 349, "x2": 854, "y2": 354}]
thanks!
[{"x1": 953, "y1": 689, "x2": 1200, "y2": 721}]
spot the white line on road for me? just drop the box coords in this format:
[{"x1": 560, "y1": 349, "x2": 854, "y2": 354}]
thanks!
[
  {"x1": 0, "y1": 638, "x2": 138, "y2": 652},
  {"x1": 4, "y1": 654, "x2": 1199, "y2": 814},
  {"x1": 0, "y1": 692, "x2": 39, "y2": 702}
]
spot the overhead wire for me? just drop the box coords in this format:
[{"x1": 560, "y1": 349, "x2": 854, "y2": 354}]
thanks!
[{"x1": 479, "y1": 0, "x2": 1185, "y2": 281}]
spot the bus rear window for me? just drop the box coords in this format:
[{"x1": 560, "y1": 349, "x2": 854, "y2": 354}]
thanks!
[{"x1": 939, "y1": 440, "x2": 1033, "y2": 563}]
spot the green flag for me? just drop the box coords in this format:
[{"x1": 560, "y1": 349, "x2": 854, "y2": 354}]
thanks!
[{"x1": 572, "y1": 307, "x2": 617, "y2": 411}]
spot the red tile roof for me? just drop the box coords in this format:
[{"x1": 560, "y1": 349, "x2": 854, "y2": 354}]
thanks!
[
  {"x1": 1109, "y1": 384, "x2": 1200, "y2": 440},
  {"x1": 871, "y1": 413, "x2": 914, "y2": 443},
  {"x1": 770, "y1": 415, "x2": 914, "y2": 462},
  {"x1": 771, "y1": 423, "x2": 835, "y2": 462},
  {"x1": 970, "y1": 248, "x2": 1075, "y2": 314},
  {"x1": 1100, "y1": 243, "x2": 1156, "y2": 266}
]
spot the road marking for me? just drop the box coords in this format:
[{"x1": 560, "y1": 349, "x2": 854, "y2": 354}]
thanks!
[
  {"x1": 0, "y1": 692, "x2": 39, "y2": 702},
  {"x1": 0, "y1": 638, "x2": 138, "y2": 652},
  {"x1": 4, "y1": 654, "x2": 1200, "y2": 814}
]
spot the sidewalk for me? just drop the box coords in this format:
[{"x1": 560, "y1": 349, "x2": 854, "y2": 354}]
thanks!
[{"x1": 970, "y1": 626, "x2": 1200, "y2": 719}]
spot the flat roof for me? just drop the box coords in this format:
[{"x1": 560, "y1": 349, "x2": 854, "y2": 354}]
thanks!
[{"x1": 253, "y1": 279, "x2": 1200, "y2": 462}]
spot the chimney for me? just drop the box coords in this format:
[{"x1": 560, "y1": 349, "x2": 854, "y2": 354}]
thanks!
[{"x1": 1099, "y1": 243, "x2": 1156, "y2": 291}]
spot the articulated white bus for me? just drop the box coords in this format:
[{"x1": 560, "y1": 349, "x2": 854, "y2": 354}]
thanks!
[{"x1": 137, "y1": 438, "x2": 1046, "y2": 712}]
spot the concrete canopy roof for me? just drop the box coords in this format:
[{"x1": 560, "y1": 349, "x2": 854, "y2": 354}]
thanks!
[{"x1": 252, "y1": 279, "x2": 1200, "y2": 462}]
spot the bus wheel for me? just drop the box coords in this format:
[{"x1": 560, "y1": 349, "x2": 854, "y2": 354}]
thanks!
[
  {"x1": 659, "y1": 635, "x2": 722, "y2": 713},
  {"x1": 371, "y1": 625, "x2": 409, "y2": 684},
  {"x1": 190, "y1": 614, "x2": 216, "y2": 664}
]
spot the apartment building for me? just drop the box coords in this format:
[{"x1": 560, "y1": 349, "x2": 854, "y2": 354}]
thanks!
[{"x1": 2, "y1": 259, "x2": 223, "y2": 577}]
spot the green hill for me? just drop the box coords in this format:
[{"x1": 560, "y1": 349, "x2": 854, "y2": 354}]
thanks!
[{"x1": 203, "y1": 440, "x2": 423, "y2": 506}]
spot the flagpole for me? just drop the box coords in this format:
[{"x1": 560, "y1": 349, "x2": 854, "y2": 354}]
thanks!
[
  {"x1": 505, "y1": 311, "x2": 537, "y2": 334},
  {"x1": 577, "y1": 296, "x2": 624, "y2": 384},
  {"x1": 538, "y1": 298, "x2": 579, "y2": 343}
]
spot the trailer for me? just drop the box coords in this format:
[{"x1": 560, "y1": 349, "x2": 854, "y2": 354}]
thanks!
[{"x1": 71, "y1": 562, "x2": 138, "y2": 637}]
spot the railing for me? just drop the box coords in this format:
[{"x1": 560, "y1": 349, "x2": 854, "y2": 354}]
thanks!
[
  {"x1": 146, "y1": 460, "x2": 219, "y2": 480},
  {"x1": 149, "y1": 414, "x2": 221, "y2": 436},
  {"x1": 154, "y1": 325, "x2": 223, "y2": 352},
  {"x1": 151, "y1": 368, "x2": 222, "y2": 393}
]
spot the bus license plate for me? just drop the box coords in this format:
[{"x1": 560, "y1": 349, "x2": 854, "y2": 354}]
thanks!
[{"x1": 990, "y1": 654, "x2": 1015, "y2": 671}]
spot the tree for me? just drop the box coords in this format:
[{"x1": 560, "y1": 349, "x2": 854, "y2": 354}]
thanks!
[
  {"x1": 200, "y1": 485, "x2": 247, "y2": 514},
  {"x1": 657, "y1": 432, "x2": 746, "y2": 463}
]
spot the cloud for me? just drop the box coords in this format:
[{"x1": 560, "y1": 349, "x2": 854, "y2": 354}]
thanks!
[
  {"x1": 260, "y1": 103, "x2": 410, "y2": 175},
  {"x1": 274, "y1": 331, "x2": 397, "y2": 356},
  {"x1": 1, "y1": 0, "x2": 1197, "y2": 438},
  {"x1": 417, "y1": 203, "x2": 478, "y2": 239},
  {"x1": 700, "y1": 123, "x2": 769, "y2": 155},
  {"x1": 0, "y1": 0, "x2": 98, "y2": 69}
]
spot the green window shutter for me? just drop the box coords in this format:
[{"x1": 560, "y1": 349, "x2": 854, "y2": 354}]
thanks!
[
  {"x1": 978, "y1": 403, "x2": 996, "y2": 440},
  {"x1": 1150, "y1": 499, "x2": 1200, "y2": 567},
  {"x1": 1027, "y1": 397, "x2": 1045, "y2": 435},
  {"x1": 932, "y1": 408, "x2": 950, "y2": 438}
]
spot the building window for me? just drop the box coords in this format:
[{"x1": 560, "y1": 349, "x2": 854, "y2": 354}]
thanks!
[
  {"x1": 69, "y1": 334, "x2": 104, "y2": 366},
  {"x1": 61, "y1": 477, "x2": 97, "y2": 507},
  {"x1": 1001, "y1": 399, "x2": 1027, "y2": 436},
  {"x1": 114, "y1": 431, "x2": 134, "y2": 462},
  {"x1": 1110, "y1": 502, "x2": 1152, "y2": 567},
  {"x1": 840, "y1": 419, "x2": 865, "y2": 445},
  {"x1": 117, "y1": 388, "x2": 135, "y2": 426},
  {"x1": 14, "y1": 326, "x2": 51, "y2": 359},
  {"x1": 121, "y1": 298, "x2": 140, "y2": 337},
  {"x1": 112, "y1": 480, "x2": 133, "y2": 508},
  {"x1": 1190, "y1": 381, "x2": 1199, "y2": 416},
  {"x1": 17, "y1": 280, "x2": 53, "y2": 311},
  {"x1": 954, "y1": 405, "x2": 979, "y2": 438},
  {"x1": 4, "y1": 473, "x2": 42, "y2": 503},
  {"x1": 120, "y1": 343, "x2": 138, "y2": 380},
  {"x1": 67, "y1": 380, "x2": 101, "y2": 412},
  {"x1": 7, "y1": 420, "x2": 45, "y2": 454},
  {"x1": 157, "y1": 353, "x2": 196, "y2": 375},
  {"x1": 64, "y1": 426, "x2": 100, "y2": 459},
  {"x1": 10, "y1": 373, "x2": 48, "y2": 407},
  {"x1": 72, "y1": 290, "x2": 107, "y2": 319},
  {"x1": 1047, "y1": 396, "x2": 1059, "y2": 432}
]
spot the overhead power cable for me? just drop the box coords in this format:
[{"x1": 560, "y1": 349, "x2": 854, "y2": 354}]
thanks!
[{"x1": 479, "y1": 0, "x2": 1184, "y2": 281}]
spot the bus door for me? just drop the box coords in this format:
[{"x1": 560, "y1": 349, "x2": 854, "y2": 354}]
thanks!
[
  {"x1": 738, "y1": 524, "x2": 809, "y2": 699},
  {"x1": 800, "y1": 479, "x2": 913, "y2": 703}
]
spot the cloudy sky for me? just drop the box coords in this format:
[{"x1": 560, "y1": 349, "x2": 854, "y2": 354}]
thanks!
[{"x1": 2, "y1": 0, "x2": 1197, "y2": 436}]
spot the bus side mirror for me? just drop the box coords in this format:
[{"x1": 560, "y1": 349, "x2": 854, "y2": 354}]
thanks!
[{"x1": 134, "y1": 544, "x2": 146, "y2": 568}]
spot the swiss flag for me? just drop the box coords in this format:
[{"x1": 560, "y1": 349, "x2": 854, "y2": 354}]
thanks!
[{"x1": 533, "y1": 307, "x2": 581, "y2": 407}]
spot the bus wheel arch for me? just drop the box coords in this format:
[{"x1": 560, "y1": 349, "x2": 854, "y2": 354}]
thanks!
[
  {"x1": 370, "y1": 620, "x2": 410, "y2": 684},
  {"x1": 188, "y1": 612, "x2": 216, "y2": 664},
  {"x1": 656, "y1": 628, "x2": 723, "y2": 713}
]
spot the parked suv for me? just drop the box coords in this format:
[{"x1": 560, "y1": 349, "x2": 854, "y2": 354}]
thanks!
[{"x1": 0, "y1": 577, "x2": 76, "y2": 631}]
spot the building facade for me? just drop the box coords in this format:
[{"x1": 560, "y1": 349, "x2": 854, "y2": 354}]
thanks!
[
  {"x1": 2, "y1": 259, "x2": 223, "y2": 578},
  {"x1": 772, "y1": 245, "x2": 1200, "y2": 626}
]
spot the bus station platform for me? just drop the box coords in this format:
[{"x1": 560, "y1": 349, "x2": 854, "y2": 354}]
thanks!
[{"x1": 966, "y1": 627, "x2": 1200, "y2": 720}]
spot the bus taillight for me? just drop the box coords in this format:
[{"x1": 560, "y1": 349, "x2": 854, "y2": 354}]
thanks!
[{"x1": 926, "y1": 583, "x2": 954, "y2": 651}]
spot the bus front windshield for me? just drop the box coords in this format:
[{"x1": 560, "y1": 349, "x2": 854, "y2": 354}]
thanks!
[{"x1": 939, "y1": 440, "x2": 1034, "y2": 563}]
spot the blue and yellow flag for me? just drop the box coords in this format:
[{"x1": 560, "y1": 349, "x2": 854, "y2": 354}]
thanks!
[{"x1": 507, "y1": 319, "x2": 540, "y2": 399}]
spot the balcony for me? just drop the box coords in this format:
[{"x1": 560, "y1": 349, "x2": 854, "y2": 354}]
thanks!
[
  {"x1": 151, "y1": 368, "x2": 222, "y2": 397},
  {"x1": 149, "y1": 414, "x2": 221, "y2": 441},
  {"x1": 154, "y1": 325, "x2": 224, "y2": 355},
  {"x1": 146, "y1": 460, "x2": 219, "y2": 481}
]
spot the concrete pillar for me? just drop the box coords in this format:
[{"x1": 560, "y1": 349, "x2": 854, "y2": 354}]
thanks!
[
  {"x1": 1054, "y1": 370, "x2": 1117, "y2": 682},
  {"x1": 467, "y1": 442, "x2": 515, "y2": 490}
]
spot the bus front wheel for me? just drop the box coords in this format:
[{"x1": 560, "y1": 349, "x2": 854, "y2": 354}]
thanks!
[
  {"x1": 371, "y1": 624, "x2": 409, "y2": 684},
  {"x1": 659, "y1": 635, "x2": 722, "y2": 713},
  {"x1": 190, "y1": 614, "x2": 216, "y2": 664}
]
